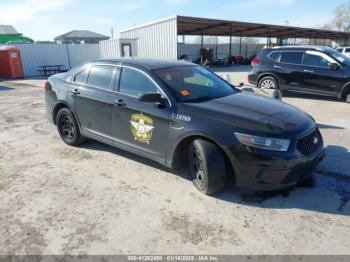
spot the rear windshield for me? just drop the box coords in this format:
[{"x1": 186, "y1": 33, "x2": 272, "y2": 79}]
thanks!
[{"x1": 154, "y1": 66, "x2": 237, "y2": 102}]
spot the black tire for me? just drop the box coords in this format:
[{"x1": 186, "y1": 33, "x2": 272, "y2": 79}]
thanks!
[
  {"x1": 56, "y1": 108, "x2": 86, "y2": 146},
  {"x1": 345, "y1": 93, "x2": 350, "y2": 103},
  {"x1": 188, "y1": 139, "x2": 227, "y2": 195},
  {"x1": 258, "y1": 76, "x2": 279, "y2": 89},
  {"x1": 297, "y1": 174, "x2": 315, "y2": 188},
  {"x1": 280, "y1": 89, "x2": 289, "y2": 97}
]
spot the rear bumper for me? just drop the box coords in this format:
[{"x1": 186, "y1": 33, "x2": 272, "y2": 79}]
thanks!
[
  {"x1": 45, "y1": 90, "x2": 55, "y2": 124},
  {"x1": 248, "y1": 74, "x2": 258, "y2": 86},
  {"x1": 225, "y1": 136, "x2": 324, "y2": 191}
]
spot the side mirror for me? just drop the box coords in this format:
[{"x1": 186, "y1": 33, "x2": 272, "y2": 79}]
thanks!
[
  {"x1": 273, "y1": 89, "x2": 283, "y2": 101},
  {"x1": 139, "y1": 93, "x2": 167, "y2": 106},
  {"x1": 329, "y1": 63, "x2": 340, "y2": 70},
  {"x1": 239, "y1": 82, "x2": 244, "y2": 87}
]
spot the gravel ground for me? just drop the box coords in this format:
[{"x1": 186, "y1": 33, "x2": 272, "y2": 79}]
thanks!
[{"x1": 0, "y1": 74, "x2": 350, "y2": 255}]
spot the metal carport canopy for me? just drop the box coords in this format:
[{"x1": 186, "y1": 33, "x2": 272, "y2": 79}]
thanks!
[{"x1": 177, "y1": 15, "x2": 350, "y2": 39}]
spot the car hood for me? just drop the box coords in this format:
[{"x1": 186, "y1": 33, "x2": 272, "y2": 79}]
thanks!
[{"x1": 184, "y1": 92, "x2": 314, "y2": 137}]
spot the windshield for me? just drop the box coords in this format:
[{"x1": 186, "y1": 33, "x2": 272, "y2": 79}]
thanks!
[
  {"x1": 328, "y1": 51, "x2": 350, "y2": 67},
  {"x1": 154, "y1": 66, "x2": 237, "y2": 102}
]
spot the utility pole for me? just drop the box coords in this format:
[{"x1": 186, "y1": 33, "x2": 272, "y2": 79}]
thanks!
[{"x1": 110, "y1": 27, "x2": 114, "y2": 39}]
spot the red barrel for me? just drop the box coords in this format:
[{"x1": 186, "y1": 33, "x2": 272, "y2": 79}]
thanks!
[{"x1": 0, "y1": 46, "x2": 24, "y2": 78}]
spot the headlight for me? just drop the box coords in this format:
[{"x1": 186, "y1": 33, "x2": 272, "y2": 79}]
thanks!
[{"x1": 234, "y1": 132, "x2": 290, "y2": 152}]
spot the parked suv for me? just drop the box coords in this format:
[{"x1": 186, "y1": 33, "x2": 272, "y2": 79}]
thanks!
[
  {"x1": 336, "y1": 46, "x2": 350, "y2": 57},
  {"x1": 248, "y1": 46, "x2": 350, "y2": 102}
]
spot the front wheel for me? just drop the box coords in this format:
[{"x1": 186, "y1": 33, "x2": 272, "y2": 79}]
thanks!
[
  {"x1": 345, "y1": 94, "x2": 350, "y2": 103},
  {"x1": 188, "y1": 139, "x2": 227, "y2": 195}
]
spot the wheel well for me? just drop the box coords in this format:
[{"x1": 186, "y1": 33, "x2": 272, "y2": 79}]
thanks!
[
  {"x1": 171, "y1": 135, "x2": 235, "y2": 181},
  {"x1": 53, "y1": 103, "x2": 69, "y2": 125},
  {"x1": 257, "y1": 74, "x2": 280, "y2": 88},
  {"x1": 340, "y1": 85, "x2": 350, "y2": 100}
]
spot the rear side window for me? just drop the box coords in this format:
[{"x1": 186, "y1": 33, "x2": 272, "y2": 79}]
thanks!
[
  {"x1": 74, "y1": 69, "x2": 89, "y2": 84},
  {"x1": 119, "y1": 68, "x2": 158, "y2": 97},
  {"x1": 87, "y1": 65, "x2": 115, "y2": 90},
  {"x1": 280, "y1": 52, "x2": 303, "y2": 64},
  {"x1": 268, "y1": 52, "x2": 281, "y2": 62}
]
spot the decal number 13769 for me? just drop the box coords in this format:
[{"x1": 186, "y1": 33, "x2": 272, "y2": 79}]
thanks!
[{"x1": 172, "y1": 113, "x2": 191, "y2": 122}]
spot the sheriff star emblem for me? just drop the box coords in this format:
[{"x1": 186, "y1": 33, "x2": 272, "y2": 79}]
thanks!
[{"x1": 130, "y1": 113, "x2": 154, "y2": 144}]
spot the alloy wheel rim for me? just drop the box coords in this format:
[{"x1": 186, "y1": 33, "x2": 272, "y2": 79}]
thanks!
[
  {"x1": 60, "y1": 115, "x2": 75, "y2": 140},
  {"x1": 261, "y1": 79, "x2": 275, "y2": 89},
  {"x1": 190, "y1": 147, "x2": 205, "y2": 188}
]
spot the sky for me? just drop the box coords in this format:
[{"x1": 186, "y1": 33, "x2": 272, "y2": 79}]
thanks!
[{"x1": 0, "y1": 0, "x2": 347, "y2": 41}]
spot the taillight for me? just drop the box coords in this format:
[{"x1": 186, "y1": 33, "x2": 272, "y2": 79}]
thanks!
[
  {"x1": 251, "y1": 57, "x2": 261, "y2": 66},
  {"x1": 44, "y1": 81, "x2": 51, "y2": 90}
]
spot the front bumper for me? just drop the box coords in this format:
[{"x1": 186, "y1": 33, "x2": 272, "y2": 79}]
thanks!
[{"x1": 225, "y1": 133, "x2": 324, "y2": 191}]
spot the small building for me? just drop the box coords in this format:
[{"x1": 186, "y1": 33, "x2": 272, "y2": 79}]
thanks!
[
  {"x1": 119, "y1": 15, "x2": 350, "y2": 61},
  {"x1": 54, "y1": 30, "x2": 110, "y2": 44},
  {"x1": 0, "y1": 25, "x2": 33, "y2": 44}
]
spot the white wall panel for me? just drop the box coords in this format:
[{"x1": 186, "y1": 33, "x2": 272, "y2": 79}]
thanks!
[
  {"x1": 68, "y1": 44, "x2": 100, "y2": 68},
  {"x1": 100, "y1": 39, "x2": 121, "y2": 58},
  {"x1": 11, "y1": 43, "x2": 100, "y2": 76},
  {"x1": 120, "y1": 17, "x2": 177, "y2": 60},
  {"x1": 99, "y1": 39, "x2": 138, "y2": 59}
]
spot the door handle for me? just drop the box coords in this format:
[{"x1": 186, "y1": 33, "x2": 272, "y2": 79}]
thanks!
[
  {"x1": 274, "y1": 65, "x2": 282, "y2": 69},
  {"x1": 71, "y1": 89, "x2": 80, "y2": 95},
  {"x1": 113, "y1": 99, "x2": 127, "y2": 107},
  {"x1": 304, "y1": 69, "x2": 314, "y2": 73}
]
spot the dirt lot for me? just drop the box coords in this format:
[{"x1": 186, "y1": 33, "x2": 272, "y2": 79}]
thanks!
[{"x1": 1, "y1": 75, "x2": 350, "y2": 255}]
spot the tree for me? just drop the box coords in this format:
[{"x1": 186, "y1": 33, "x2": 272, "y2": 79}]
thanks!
[
  {"x1": 333, "y1": 1, "x2": 350, "y2": 31},
  {"x1": 320, "y1": 23, "x2": 334, "y2": 31}
]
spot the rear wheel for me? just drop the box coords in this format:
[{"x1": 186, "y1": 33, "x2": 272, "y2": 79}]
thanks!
[
  {"x1": 188, "y1": 139, "x2": 227, "y2": 195},
  {"x1": 56, "y1": 108, "x2": 86, "y2": 146},
  {"x1": 258, "y1": 76, "x2": 278, "y2": 89}
]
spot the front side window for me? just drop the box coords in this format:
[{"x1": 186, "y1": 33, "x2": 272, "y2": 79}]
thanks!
[
  {"x1": 119, "y1": 68, "x2": 158, "y2": 97},
  {"x1": 280, "y1": 51, "x2": 303, "y2": 64},
  {"x1": 303, "y1": 51, "x2": 337, "y2": 68},
  {"x1": 74, "y1": 69, "x2": 89, "y2": 84},
  {"x1": 303, "y1": 51, "x2": 336, "y2": 68},
  {"x1": 345, "y1": 48, "x2": 350, "y2": 53},
  {"x1": 154, "y1": 66, "x2": 237, "y2": 102},
  {"x1": 328, "y1": 51, "x2": 350, "y2": 67},
  {"x1": 87, "y1": 65, "x2": 115, "y2": 90}
]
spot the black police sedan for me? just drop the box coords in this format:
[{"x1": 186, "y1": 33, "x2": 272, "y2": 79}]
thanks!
[
  {"x1": 45, "y1": 58, "x2": 324, "y2": 195},
  {"x1": 248, "y1": 46, "x2": 350, "y2": 102}
]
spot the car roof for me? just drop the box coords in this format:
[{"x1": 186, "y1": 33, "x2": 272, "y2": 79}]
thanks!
[
  {"x1": 264, "y1": 45, "x2": 336, "y2": 52},
  {"x1": 92, "y1": 58, "x2": 195, "y2": 70}
]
